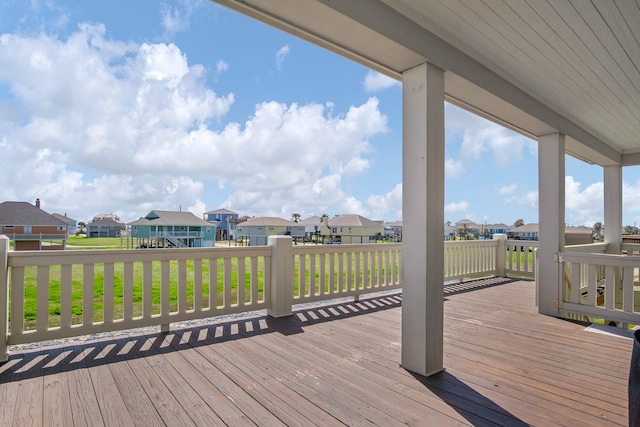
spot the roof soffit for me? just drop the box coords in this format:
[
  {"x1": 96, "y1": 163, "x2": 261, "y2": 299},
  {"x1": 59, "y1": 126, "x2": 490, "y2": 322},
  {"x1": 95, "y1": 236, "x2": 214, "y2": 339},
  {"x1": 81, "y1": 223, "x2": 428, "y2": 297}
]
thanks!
[{"x1": 211, "y1": 0, "x2": 637, "y2": 166}]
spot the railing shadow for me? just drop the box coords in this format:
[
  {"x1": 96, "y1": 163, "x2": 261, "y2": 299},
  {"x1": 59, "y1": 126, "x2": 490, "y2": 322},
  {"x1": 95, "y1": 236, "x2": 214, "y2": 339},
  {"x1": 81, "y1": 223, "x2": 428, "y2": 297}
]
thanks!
[
  {"x1": 0, "y1": 292, "x2": 402, "y2": 382},
  {"x1": 444, "y1": 276, "x2": 530, "y2": 297},
  {"x1": 412, "y1": 370, "x2": 529, "y2": 426}
]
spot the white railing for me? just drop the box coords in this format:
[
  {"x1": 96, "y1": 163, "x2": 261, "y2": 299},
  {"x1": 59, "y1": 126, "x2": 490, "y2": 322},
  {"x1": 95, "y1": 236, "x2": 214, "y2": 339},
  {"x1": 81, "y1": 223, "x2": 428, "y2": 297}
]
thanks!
[
  {"x1": 444, "y1": 240, "x2": 498, "y2": 280},
  {"x1": 558, "y1": 243, "x2": 640, "y2": 325},
  {"x1": 292, "y1": 243, "x2": 402, "y2": 304},
  {"x1": 505, "y1": 241, "x2": 538, "y2": 277},
  {"x1": 2, "y1": 243, "x2": 271, "y2": 350},
  {"x1": 150, "y1": 231, "x2": 204, "y2": 238},
  {"x1": 0, "y1": 234, "x2": 526, "y2": 359}
]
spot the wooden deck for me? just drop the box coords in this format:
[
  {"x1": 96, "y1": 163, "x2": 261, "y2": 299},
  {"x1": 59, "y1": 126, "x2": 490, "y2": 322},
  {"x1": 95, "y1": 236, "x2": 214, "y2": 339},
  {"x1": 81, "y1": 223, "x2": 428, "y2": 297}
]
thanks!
[{"x1": 0, "y1": 278, "x2": 632, "y2": 426}]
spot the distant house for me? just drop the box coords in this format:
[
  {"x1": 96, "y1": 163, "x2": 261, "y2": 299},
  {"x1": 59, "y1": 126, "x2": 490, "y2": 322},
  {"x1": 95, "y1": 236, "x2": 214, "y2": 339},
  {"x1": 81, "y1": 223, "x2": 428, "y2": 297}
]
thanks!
[
  {"x1": 0, "y1": 199, "x2": 68, "y2": 250},
  {"x1": 236, "y1": 217, "x2": 305, "y2": 246},
  {"x1": 321, "y1": 214, "x2": 384, "y2": 244},
  {"x1": 444, "y1": 224, "x2": 456, "y2": 241},
  {"x1": 86, "y1": 217, "x2": 126, "y2": 238},
  {"x1": 203, "y1": 208, "x2": 239, "y2": 241},
  {"x1": 509, "y1": 223, "x2": 539, "y2": 240},
  {"x1": 299, "y1": 215, "x2": 324, "y2": 242},
  {"x1": 51, "y1": 213, "x2": 78, "y2": 236},
  {"x1": 485, "y1": 223, "x2": 511, "y2": 236},
  {"x1": 452, "y1": 219, "x2": 482, "y2": 239},
  {"x1": 129, "y1": 210, "x2": 216, "y2": 248},
  {"x1": 384, "y1": 220, "x2": 403, "y2": 242}
]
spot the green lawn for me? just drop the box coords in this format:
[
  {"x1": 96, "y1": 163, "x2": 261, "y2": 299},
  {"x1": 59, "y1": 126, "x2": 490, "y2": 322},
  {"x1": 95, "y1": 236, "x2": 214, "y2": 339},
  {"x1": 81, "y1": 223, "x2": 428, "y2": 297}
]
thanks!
[
  {"x1": 13, "y1": 249, "x2": 397, "y2": 330},
  {"x1": 16, "y1": 258, "x2": 267, "y2": 330},
  {"x1": 67, "y1": 236, "x2": 127, "y2": 249}
]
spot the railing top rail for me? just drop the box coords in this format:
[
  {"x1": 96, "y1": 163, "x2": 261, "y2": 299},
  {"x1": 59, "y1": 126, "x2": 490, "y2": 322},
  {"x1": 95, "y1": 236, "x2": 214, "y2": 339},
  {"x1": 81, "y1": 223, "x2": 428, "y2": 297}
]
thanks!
[
  {"x1": 292, "y1": 243, "x2": 402, "y2": 254},
  {"x1": 444, "y1": 240, "x2": 498, "y2": 247},
  {"x1": 622, "y1": 242, "x2": 640, "y2": 249},
  {"x1": 559, "y1": 250, "x2": 640, "y2": 267},
  {"x1": 7, "y1": 245, "x2": 272, "y2": 267},
  {"x1": 564, "y1": 242, "x2": 608, "y2": 253}
]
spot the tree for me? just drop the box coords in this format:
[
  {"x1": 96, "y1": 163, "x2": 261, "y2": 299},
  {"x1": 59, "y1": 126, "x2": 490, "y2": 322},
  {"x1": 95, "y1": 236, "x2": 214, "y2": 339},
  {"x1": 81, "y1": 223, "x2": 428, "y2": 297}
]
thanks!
[
  {"x1": 77, "y1": 221, "x2": 87, "y2": 236},
  {"x1": 456, "y1": 224, "x2": 468, "y2": 240},
  {"x1": 290, "y1": 213, "x2": 301, "y2": 223},
  {"x1": 513, "y1": 218, "x2": 524, "y2": 227},
  {"x1": 625, "y1": 225, "x2": 636, "y2": 235},
  {"x1": 592, "y1": 222, "x2": 603, "y2": 241},
  {"x1": 320, "y1": 213, "x2": 330, "y2": 228}
]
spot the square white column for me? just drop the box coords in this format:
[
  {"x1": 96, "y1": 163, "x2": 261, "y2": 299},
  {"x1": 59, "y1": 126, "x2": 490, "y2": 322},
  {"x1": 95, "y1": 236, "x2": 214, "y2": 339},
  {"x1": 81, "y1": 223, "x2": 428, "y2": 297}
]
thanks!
[
  {"x1": 401, "y1": 62, "x2": 445, "y2": 376},
  {"x1": 604, "y1": 165, "x2": 622, "y2": 254},
  {"x1": 538, "y1": 133, "x2": 565, "y2": 316}
]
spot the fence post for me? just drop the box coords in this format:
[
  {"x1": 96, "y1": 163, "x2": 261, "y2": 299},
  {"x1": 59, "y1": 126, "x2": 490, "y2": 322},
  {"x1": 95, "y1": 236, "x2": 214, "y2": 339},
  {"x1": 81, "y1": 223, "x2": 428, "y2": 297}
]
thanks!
[
  {"x1": 494, "y1": 233, "x2": 507, "y2": 277},
  {"x1": 0, "y1": 236, "x2": 9, "y2": 361},
  {"x1": 268, "y1": 235, "x2": 293, "y2": 317}
]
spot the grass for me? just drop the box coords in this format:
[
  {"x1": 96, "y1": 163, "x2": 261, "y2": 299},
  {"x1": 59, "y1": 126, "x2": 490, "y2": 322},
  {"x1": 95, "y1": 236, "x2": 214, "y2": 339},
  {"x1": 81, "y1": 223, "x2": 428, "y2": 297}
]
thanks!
[
  {"x1": 67, "y1": 236, "x2": 127, "y2": 249},
  {"x1": 15, "y1": 257, "x2": 267, "y2": 330},
  {"x1": 13, "y1": 248, "x2": 398, "y2": 330}
]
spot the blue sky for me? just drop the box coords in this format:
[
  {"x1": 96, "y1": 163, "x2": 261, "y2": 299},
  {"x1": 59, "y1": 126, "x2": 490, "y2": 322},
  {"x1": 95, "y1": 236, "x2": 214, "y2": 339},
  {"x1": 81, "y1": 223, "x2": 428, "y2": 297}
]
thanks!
[{"x1": 1, "y1": 0, "x2": 639, "y2": 228}]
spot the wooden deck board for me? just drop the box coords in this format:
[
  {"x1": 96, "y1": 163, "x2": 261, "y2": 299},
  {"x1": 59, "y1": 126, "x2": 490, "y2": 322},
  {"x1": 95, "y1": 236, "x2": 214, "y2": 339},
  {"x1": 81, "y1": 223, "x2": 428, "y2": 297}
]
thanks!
[{"x1": 0, "y1": 278, "x2": 633, "y2": 426}]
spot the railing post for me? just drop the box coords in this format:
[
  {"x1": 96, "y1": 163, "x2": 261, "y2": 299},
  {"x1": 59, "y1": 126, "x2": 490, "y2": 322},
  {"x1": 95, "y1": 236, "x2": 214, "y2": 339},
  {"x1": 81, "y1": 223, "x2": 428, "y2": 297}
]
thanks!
[
  {"x1": 0, "y1": 236, "x2": 9, "y2": 362},
  {"x1": 494, "y1": 234, "x2": 507, "y2": 277},
  {"x1": 268, "y1": 235, "x2": 293, "y2": 317}
]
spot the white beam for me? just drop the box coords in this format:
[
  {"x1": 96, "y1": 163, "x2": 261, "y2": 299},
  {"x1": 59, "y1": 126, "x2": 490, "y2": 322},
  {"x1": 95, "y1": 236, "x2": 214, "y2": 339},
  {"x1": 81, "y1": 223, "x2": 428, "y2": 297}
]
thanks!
[
  {"x1": 401, "y1": 62, "x2": 445, "y2": 377},
  {"x1": 538, "y1": 133, "x2": 565, "y2": 316},
  {"x1": 604, "y1": 165, "x2": 622, "y2": 254}
]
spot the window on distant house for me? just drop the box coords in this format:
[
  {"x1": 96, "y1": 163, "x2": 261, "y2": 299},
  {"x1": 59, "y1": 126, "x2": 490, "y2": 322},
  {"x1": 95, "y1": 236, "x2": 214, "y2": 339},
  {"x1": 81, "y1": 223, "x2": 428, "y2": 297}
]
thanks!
[
  {"x1": 348, "y1": 227, "x2": 352, "y2": 233},
  {"x1": 332, "y1": 227, "x2": 337, "y2": 233},
  {"x1": 24, "y1": 226, "x2": 32, "y2": 234}
]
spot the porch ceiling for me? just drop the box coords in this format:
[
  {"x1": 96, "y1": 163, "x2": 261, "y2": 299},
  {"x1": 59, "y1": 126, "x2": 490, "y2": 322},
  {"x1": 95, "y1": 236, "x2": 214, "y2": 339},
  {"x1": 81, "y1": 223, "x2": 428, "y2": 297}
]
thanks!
[{"x1": 210, "y1": 0, "x2": 640, "y2": 167}]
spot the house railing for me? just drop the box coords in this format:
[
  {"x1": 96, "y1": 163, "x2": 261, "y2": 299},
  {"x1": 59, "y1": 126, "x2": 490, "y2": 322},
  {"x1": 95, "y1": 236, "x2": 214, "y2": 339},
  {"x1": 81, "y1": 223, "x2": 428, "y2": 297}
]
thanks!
[
  {"x1": 149, "y1": 231, "x2": 204, "y2": 238},
  {"x1": 557, "y1": 243, "x2": 640, "y2": 325},
  {"x1": 0, "y1": 234, "x2": 529, "y2": 359},
  {"x1": 6, "y1": 233, "x2": 67, "y2": 241}
]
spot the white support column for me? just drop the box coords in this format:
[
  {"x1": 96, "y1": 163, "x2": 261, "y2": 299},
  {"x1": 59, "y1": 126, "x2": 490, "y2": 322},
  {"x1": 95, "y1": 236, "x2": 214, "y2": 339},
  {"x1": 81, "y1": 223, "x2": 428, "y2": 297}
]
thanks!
[
  {"x1": 538, "y1": 133, "x2": 565, "y2": 316},
  {"x1": 267, "y1": 235, "x2": 293, "y2": 317},
  {"x1": 0, "y1": 236, "x2": 8, "y2": 361},
  {"x1": 494, "y1": 233, "x2": 507, "y2": 277},
  {"x1": 401, "y1": 62, "x2": 445, "y2": 377},
  {"x1": 604, "y1": 165, "x2": 622, "y2": 254}
]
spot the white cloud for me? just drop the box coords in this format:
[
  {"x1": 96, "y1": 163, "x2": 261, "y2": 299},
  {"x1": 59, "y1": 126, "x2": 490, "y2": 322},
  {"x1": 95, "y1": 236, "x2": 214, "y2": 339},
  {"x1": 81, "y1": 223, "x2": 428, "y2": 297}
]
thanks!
[
  {"x1": 0, "y1": 25, "x2": 389, "y2": 223},
  {"x1": 565, "y1": 176, "x2": 603, "y2": 225},
  {"x1": 340, "y1": 196, "x2": 368, "y2": 217},
  {"x1": 505, "y1": 190, "x2": 538, "y2": 213},
  {"x1": 160, "y1": 0, "x2": 201, "y2": 39},
  {"x1": 363, "y1": 70, "x2": 400, "y2": 93},
  {"x1": 446, "y1": 104, "x2": 536, "y2": 178},
  {"x1": 275, "y1": 45, "x2": 290, "y2": 72},
  {"x1": 497, "y1": 183, "x2": 518, "y2": 195},
  {"x1": 216, "y1": 59, "x2": 228, "y2": 74},
  {"x1": 365, "y1": 183, "x2": 402, "y2": 220},
  {"x1": 445, "y1": 158, "x2": 465, "y2": 179},
  {"x1": 445, "y1": 200, "x2": 469, "y2": 214}
]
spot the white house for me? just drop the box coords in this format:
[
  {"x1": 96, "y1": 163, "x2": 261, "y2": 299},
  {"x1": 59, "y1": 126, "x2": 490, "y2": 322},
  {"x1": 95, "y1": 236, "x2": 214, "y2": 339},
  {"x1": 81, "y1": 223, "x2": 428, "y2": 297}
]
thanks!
[
  {"x1": 236, "y1": 217, "x2": 306, "y2": 246},
  {"x1": 320, "y1": 214, "x2": 384, "y2": 244}
]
